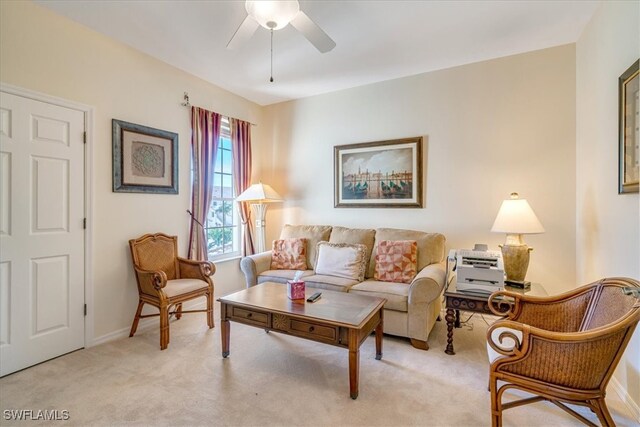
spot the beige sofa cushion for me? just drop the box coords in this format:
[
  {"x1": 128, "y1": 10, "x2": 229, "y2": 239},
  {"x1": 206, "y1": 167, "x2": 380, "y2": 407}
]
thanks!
[
  {"x1": 303, "y1": 274, "x2": 359, "y2": 292},
  {"x1": 257, "y1": 269, "x2": 314, "y2": 285},
  {"x1": 367, "y1": 228, "x2": 446, "y2": 278},
  {"x1": 280, "y1": 225, "x2": 332, "y2": 269},
  {"x1": 349, "y1": 280, "x2": 409, "y2": 312},
  {"x1": 329, "y1": 226, "x2": 376, "y2": 271}
]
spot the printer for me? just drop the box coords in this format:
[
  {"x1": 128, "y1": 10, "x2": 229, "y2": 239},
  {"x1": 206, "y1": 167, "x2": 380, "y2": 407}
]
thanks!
[{"x1": 447, "y1": 245, "x2": 505, "y2": 293}]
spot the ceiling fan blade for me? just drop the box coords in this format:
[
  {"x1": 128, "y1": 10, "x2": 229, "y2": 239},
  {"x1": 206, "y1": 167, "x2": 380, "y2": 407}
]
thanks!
[
  {"x1": 226, "y1": 15, "x2": 259, "y2": 50},
  {"x1": 290, "y1": 11, "x2": 336, "y2": 53}
]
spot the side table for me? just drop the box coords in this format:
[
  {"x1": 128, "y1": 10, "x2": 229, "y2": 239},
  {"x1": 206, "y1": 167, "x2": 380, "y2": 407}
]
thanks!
[{"x1": 443, "y1": 282, "x2": 546, "y2": 355}]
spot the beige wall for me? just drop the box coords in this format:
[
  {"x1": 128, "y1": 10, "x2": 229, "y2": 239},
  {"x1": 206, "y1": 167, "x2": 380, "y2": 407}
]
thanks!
[
  {"x1": 262, "y1": 45, "x2": 577, "y2": 294},
  {"x1": 576, "y1": 1, "x2": 640, "y2": 411},
  {"x1": 0, "y1": 1, "x2": 261, "y2": 340}
]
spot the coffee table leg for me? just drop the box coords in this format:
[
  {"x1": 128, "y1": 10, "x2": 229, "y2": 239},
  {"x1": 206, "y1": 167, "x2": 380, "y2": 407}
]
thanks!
[
  {"x1": 221, "y1": 319, "x2": 230, "y2": 358},
  {"x1": 445, "y1": 308, "x2": 456, "y2": 355},
  {"x1": 375, "y1": 311, "x2": 383, "y2": 360},
  {"x1": 348, "y1": 329, "x2": 359, "y2": 399}
]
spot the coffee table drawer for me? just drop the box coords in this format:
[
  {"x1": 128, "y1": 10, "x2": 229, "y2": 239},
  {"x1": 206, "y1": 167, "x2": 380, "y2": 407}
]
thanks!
[
  {"x1": 290, "y1": 319, "x2": 337, "y2": 341},
  {"x1": 231, "y1": 307, "x2": 269, "y2": 326}
]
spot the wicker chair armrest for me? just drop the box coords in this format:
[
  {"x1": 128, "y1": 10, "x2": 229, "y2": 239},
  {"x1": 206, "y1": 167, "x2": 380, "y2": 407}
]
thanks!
[
  {"x1": 177, "y1": 257, "x2": 215, "y2": 280},
  {"x1": 487, "y1": 290, "x2": 522, "y2": 317},
  {"x1": 134, "y1": 267, "x2": 168, "y2": 294},
  {"x1": 487, "y1": 320, "x2": 530, "y2": 359},
  {"x1": 489, "y1": 317, "x2": 633, "y2": 372}
]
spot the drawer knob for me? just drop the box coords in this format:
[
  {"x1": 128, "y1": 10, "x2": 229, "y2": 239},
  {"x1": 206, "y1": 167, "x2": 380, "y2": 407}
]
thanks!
[
  {"x1": 247, "y1": 313, "x2": 253, "y2": 318},
  {"x1": 308, "y1": 326, "x2": 315, "y2": 332}
]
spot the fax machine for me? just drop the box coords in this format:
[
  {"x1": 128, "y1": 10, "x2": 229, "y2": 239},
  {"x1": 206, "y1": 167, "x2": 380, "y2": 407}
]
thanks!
[{"x1": 447, "y1": 245, "x2": 505, "y2": 293}]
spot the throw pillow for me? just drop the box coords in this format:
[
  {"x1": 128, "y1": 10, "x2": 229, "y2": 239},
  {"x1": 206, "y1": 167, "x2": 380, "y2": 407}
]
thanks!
[
  {"x1": 368, "y1": 229, "x2": 445, "y2": 278},
  {"x1": 280, "y1": 225, "x2": 332, "y2": 269},
  {"x1": 314, "y1": 241, "x2": 367, "y2": 282},
  {"x1": 374, "y1": 240, "x2": 418, "y2": 284},
  {"x1": 270, "y1": 238, "x2": 307, "y2": 270}
]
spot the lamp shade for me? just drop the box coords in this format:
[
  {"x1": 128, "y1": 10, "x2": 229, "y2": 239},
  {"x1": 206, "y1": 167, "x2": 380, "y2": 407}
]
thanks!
[
  {"x1": 245, "y1": 1, "x2": 299, "y2": 30},
  {"x1": 491, "y1": 193, "x2": 544, "y2": 234},
  {"x1": 235, "y1": 183, "x2": 283, "y2": 203}
]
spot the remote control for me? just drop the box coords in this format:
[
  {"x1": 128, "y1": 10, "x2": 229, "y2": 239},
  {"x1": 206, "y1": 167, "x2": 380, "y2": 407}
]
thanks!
[{"x1": 306, "y1": 292, "x2": 322, "y2": 303}]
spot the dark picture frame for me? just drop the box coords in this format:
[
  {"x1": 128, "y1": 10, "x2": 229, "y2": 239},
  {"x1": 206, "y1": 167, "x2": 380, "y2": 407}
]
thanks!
[
  {"x1": 112, "y1": 119, "x2": 179, "y2": 194},
  {"x1": 618, "y1": 59, "x2": 639, "y2": 194},
  {"x1": 334, "y1": 137, "x2": 423, "y2": 208}
]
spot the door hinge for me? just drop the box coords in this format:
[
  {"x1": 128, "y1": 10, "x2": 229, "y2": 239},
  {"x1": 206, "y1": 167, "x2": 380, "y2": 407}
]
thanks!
[
  {"x1": 84, "y1": 304, "x2": 87, "y2": 316},
  {"x1": 83, "y1": 218, "x2": 86, "y2": 229},
  {"x1": 83, "y1": 131, "x2": 87, "y2": 144}
]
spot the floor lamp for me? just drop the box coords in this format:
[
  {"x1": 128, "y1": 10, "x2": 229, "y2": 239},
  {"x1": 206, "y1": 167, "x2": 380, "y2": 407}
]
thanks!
[{"x1": 235, "y1": 183, "x2": 283, "y2": 253}]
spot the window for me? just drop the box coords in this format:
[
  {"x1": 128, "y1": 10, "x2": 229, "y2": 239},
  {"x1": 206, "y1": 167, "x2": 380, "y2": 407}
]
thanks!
[{"x1": 205, "y1": 117, "x2": 240, "y2": 260}]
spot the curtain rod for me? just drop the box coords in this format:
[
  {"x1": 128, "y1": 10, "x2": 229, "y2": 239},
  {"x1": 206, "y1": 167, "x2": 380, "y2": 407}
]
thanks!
[{"x1": 181, "y1": 92, "x2": 257, "y2": 127}]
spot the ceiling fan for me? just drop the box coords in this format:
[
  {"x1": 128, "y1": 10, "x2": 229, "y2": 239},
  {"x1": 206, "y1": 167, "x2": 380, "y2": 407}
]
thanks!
[{"x1": 227, "y1": 1, "x2": 336, "y2": 54}]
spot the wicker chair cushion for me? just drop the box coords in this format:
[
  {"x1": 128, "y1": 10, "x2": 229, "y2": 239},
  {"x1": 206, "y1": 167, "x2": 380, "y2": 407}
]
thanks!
[
  {"x1": 164, "y1": 279, "x2": 209, "y2": 298},
  {"x1": 487, "y1": 326, "x2": 523, "y2": 363}
]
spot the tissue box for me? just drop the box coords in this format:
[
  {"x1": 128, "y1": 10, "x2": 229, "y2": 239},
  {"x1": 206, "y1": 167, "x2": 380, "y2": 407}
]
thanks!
[{"x1": 287, "y1": 280, "x2": 305, "y2": 300}]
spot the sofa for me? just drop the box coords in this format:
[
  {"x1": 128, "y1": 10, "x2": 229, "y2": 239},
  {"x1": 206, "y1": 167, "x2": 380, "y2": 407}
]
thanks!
[{"x1": 240, "y1": 225, "x2": 447, "y2": 350}]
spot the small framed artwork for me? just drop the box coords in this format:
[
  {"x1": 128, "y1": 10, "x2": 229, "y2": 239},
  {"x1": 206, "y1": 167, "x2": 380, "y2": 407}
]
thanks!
[
  {"x1": 112, "y1": 119, "x2": 179, "y2": 194},
  {"x1": 334, "y1": 137, "x2": 423, "y2": 208},
  {"x1": 619, "y1": 59, "x2": 639, "y2": 194}
]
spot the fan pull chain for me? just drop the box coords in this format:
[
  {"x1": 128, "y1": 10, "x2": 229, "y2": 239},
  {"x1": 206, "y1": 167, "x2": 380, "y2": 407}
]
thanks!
[{"x1": 270, "y1": 29, "x2": 274, "y2": 83}]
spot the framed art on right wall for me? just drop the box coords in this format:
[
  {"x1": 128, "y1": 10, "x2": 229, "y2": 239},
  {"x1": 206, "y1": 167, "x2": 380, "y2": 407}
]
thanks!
[{"x1": 619, "y1": 59, "x2": 639, "y2": 194}]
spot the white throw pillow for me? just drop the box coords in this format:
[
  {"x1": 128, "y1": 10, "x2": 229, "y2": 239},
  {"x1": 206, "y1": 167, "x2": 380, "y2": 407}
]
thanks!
[{"x1": 314, "y1": 242, "x2": 367, "y2": 282}]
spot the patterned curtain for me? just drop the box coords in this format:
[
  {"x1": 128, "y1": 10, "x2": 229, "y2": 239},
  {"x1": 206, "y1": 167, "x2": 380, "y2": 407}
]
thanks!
[
  {"x1": 231, "y1": 118, "x2": 255, "y2": 256},
  {"x1": 188, "y1": 106, "x2": 221, "y2": 260}
]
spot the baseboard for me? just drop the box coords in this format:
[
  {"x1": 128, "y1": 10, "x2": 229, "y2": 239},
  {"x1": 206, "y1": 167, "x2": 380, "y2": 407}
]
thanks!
[
  {"x1": 89, "y1": 300, "x2": 207, "y2": 347},
  {"x1": 610, "y1": 377, "x2": 640, "y2": 423}
]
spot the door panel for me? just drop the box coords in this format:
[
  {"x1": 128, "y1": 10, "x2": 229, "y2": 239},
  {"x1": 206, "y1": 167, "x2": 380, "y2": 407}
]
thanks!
[{"x1": 0, "y1": 91, "x2": 85, "y2": 376}]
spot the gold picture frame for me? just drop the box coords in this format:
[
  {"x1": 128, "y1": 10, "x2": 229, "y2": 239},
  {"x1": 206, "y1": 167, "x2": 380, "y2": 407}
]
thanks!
[
  {"x1": 619, "y1": 59, "x2": 639, "y2": 194},
  {"x1": 334, "y1": 137, "x2": 423, "y2": 208}
]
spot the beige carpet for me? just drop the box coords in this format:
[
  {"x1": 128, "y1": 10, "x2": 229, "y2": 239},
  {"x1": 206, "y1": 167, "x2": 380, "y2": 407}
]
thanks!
[{"x1": 0, "y1": 304, "x2": 636, "y2": 426}]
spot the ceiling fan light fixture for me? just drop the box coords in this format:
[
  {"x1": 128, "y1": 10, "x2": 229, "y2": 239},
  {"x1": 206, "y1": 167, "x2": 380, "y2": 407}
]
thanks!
[{"x1": 245, "y1": 1, "x2": 300, "y2": 30}]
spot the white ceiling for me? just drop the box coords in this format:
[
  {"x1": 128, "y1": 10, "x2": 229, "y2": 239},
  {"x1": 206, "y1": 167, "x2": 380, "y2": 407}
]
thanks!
[{"x1": 36, "y1": 0, "x2": 600, "y2": 106}]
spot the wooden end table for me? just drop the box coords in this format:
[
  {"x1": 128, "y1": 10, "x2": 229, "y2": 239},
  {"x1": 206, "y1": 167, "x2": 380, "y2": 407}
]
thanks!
[
  {"x1": 218, "y1": 282, "x2": 386, "y2": 399},
  {"x1": 443, "y1": 281, "x2": 546, "y2": 355}
]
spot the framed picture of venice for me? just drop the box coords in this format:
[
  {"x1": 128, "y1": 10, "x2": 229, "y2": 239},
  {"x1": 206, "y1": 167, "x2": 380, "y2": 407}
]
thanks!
[{"x1": 334, "y1": 137, "x2": 423, "y2": 208}]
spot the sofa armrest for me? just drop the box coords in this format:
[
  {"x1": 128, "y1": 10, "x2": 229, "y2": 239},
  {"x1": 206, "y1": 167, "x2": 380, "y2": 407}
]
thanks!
[
  {"x1": 240, "y1": 251, "x2": 273, "y2": 288},
  {"x1": 408, "y1": 262, "x2": 446, "y2": 304}
]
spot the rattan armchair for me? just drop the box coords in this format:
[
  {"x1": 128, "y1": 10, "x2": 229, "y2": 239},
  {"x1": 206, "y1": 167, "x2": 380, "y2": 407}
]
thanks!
[
  {"x1": 129, "y1": 233, "x2": 215, "y2": 350},
  {"x1": 487, "y1": 277, "x2": 640, "y2": 427}
]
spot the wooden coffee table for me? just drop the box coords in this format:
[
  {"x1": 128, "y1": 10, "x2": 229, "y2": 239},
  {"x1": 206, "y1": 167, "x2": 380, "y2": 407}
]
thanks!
[{"x1": 218, "y1": 282, "x2": 386, "y2": 399}]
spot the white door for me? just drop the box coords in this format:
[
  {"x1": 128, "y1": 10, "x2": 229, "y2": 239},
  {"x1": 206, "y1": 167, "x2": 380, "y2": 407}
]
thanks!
[{"x1": 0, "y1": 91, "x2": 85, "y2": 376}]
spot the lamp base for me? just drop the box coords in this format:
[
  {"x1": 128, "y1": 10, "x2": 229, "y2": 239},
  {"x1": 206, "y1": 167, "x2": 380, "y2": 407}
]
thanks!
[{"x1": 500, "y1": 243, "x2": 532, "y2": 282}]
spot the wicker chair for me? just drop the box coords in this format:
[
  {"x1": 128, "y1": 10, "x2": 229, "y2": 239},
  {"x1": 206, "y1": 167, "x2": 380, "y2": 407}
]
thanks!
[
  {"x1": 129, "y1": 233, "x2": 215, "y2": 350},
  {"x1": 487, "y1": 277, "x2": 640, "y2": 427}
]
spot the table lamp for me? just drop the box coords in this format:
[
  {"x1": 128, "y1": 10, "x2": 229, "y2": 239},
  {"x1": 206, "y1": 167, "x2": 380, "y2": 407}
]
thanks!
[
  {"x1": 235, "y1": 182, "x2": 283, "y2": 253},
  {"x1": 490, "y1": 192, "x2": 544, "y2": 285}
]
